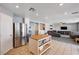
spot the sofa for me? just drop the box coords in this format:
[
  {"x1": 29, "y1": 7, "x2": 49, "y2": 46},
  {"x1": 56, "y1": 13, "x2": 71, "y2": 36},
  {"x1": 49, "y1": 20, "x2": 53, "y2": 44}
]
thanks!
[
  {"x1": 47, "y1": 30, "x2": 61, "y2": 37},
  {"x1": 70, "y1": 32, "x2": 79, "y2": 39}
]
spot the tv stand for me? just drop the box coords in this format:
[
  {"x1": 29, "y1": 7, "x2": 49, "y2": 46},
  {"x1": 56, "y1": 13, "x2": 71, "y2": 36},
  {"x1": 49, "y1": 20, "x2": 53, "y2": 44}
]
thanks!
[
  {"x1": 57, "y1": 30, "x2": 71, "y2": 38},
  {"x1": 57, "y1": 30, "x2": 71, "y2": 35}
]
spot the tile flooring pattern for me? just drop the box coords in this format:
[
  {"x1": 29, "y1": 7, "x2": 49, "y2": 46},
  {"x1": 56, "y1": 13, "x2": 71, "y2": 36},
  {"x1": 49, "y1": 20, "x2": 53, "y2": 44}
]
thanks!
[
  {"x1": 53, "y1": 37, "x2": 77, "y2": 45},
  {"x1": 6, "y1": 37, "x2": 79, "y2": 55}
]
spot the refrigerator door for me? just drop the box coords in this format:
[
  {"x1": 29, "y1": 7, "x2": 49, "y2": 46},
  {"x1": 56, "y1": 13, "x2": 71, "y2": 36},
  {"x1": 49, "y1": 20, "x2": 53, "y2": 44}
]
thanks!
[
  {"x1": 13, "y1": 23, "x2": 21, "y2": 48},
  {"x1": 21, "y1": 23, "x2": 27, "y2": 45}
]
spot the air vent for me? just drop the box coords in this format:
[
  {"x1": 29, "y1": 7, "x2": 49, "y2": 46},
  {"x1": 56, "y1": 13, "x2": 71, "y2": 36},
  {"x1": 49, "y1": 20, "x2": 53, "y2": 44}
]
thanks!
[{"x1": 72, "y1": 11, "x2": 79, "y2": 14}]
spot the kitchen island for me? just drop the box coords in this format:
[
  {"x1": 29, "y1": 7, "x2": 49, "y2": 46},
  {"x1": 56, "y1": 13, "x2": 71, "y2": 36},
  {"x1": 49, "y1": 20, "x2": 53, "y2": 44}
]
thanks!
[{"x1": 29, "y1": 34, "x2": 51, "y2": 55}]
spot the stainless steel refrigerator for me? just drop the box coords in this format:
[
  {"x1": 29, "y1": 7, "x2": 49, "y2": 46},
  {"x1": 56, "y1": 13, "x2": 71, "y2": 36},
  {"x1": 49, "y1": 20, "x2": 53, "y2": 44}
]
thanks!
[
  {"x1": 13, "y1": 23, "x2": 27, "y2": 48},
  {"x1": 21, "y1": 23, "x2": 27, "y2": 45}
]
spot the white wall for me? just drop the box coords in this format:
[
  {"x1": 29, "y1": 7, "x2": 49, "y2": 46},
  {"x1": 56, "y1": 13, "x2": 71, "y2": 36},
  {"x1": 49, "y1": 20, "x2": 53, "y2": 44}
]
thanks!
[
  {"x1": 69, "y1": 23, "x2": 77, "y2": 32},
  {"x1": 0, "y1": 6, "x2": 13, "y2": 55},
  {"x1": 53, "y1": 23, "x2": 77, "y2": 32},
  {"x1": 25, "y1": 18, "x2": 30, "y2": 34},
  {"x1": 0, "y1": 14, "x2": 1, "y2": 54},
  {"x1": 13, "y1": 16, "x2": 23, "y2": 23}
]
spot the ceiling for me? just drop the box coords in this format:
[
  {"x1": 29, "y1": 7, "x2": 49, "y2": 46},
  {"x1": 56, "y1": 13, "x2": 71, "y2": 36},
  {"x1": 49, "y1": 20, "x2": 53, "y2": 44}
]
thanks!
[{"x1": 0, "y1": 3, "x2": 79, "y2": 23}]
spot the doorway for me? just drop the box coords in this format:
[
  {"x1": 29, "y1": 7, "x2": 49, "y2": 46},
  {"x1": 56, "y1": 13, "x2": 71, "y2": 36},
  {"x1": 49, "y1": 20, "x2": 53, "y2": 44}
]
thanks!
[{"x1": 30, "y1": 22, "x2": 39, "y2": 35}]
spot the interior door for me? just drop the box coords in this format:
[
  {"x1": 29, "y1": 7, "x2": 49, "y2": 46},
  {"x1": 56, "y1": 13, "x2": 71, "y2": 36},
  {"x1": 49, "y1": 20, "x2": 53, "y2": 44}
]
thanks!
[{"x1": 0, "y1": 13, "x2": 13, "y2": 54}]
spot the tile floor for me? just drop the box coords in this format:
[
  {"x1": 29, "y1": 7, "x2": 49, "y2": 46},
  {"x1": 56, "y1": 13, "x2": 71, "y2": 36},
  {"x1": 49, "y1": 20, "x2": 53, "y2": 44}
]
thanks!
[{"x1": 5, "y1": 37, "x2": 79, "y2": 55}]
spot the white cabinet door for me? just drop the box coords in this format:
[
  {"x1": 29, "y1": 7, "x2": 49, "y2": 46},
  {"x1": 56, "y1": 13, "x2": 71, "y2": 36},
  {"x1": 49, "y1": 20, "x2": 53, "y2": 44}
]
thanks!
[{"x1": 0, "y1": 13, "x2": 13, "y2": 54}]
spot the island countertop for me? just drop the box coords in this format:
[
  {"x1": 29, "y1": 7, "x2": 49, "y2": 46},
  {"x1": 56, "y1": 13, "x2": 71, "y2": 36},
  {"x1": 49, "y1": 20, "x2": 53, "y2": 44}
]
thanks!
[{"x1": 31, "y1": 34, "x2": 49, "y2": 40}]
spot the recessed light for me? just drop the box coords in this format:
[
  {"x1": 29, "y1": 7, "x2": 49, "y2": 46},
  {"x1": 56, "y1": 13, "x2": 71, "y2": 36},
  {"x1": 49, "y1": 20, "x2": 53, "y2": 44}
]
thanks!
[
  {"x1": 36, "y1": 13, "x2": 38, "y2": 16},
  {"x1": 64, "y1": 12, "x2": 67, "y2": 15},
  {"x1": 16, "y1": 5, "x2": 19, "y2": 8},
  {"x1": 59, "y1": 3, "x2": 64, "y2": 6}
]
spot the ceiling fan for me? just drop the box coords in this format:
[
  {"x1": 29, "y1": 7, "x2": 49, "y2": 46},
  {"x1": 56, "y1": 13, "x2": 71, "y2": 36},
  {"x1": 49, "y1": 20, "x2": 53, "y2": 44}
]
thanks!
[{"x1": 29, "y1": 7, "x2": 36, "y2": 12}]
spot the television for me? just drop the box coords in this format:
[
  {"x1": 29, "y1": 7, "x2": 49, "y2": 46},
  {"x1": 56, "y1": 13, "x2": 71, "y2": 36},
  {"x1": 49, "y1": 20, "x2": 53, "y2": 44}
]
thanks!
[{"x1": 61, "y1": 26, "x2": 67, "y2": 30}]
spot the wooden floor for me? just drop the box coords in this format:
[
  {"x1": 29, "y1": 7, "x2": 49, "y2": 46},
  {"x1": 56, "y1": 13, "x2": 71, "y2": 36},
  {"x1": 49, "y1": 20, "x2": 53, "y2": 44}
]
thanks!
[{"x1": 5, "y1": 38, "x2": 79, "y2": 55}]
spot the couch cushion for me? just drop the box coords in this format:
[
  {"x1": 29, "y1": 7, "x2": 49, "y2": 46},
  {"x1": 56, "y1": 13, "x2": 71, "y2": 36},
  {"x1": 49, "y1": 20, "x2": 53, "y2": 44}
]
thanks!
[{"x1": 72, "y1": 32, "x2": 79, "y2": 35}]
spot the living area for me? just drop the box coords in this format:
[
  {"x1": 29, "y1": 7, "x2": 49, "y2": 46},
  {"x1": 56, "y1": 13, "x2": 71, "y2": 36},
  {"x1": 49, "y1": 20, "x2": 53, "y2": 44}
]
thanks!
[
  {"x1": 48, "y1": 22, "x2": 79, "y2": 44},
  {"x1": 1, "y1": 3, "x2": 79, "y2": 55}
]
